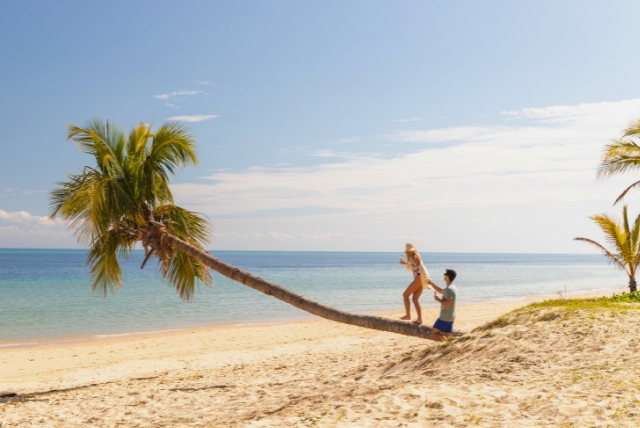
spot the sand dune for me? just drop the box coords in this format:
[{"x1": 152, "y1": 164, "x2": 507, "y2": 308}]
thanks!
[{"x1": 1, "y1": 292, "x2": 638, "y2": 427}]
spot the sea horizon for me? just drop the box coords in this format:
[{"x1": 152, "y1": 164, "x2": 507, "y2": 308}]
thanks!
[{"x1": 0, "y1": 249, "x2": 627, "y2": 346}]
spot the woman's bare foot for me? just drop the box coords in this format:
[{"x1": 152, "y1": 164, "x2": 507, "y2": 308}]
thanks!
[
  {"x1": 399, "y1": 315, "x2": 411, "y2": 320},
  {"x1": 412, "y1": 319, "x2": 423, "y2": 325}
]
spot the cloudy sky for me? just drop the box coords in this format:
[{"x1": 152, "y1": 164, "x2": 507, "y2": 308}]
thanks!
[{"x1": 2, "y1": 1, "x2": 640, "y2": 252}]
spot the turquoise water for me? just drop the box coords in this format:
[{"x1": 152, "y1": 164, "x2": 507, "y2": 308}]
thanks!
[{"x1": 0, "y1": 250, "x2": 627, "y2": 344}]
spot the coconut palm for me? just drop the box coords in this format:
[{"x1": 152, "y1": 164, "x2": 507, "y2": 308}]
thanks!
[
  {"x1": 50, "y1": 118, "x2": 445, "y2": 339},
  {"x1": 598, "y1": 118, "x2": 640, "y2": 204},
  {"x1": 574, "y1": 205, "x2": 640, "y2": 292}
]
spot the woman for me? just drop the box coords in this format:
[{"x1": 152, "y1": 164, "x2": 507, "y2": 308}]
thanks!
[{"x1": 399, "y1": 243, "x2": 431, "y2": 324}]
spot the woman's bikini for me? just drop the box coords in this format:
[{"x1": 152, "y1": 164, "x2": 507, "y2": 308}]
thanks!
[{"x1": 409, "y1": 257, "x2": 420, "y2": 276}]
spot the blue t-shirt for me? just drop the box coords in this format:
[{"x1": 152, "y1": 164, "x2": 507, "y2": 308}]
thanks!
[{"x1": 439, "y1": 283, "x2": 457, "y2": 322}]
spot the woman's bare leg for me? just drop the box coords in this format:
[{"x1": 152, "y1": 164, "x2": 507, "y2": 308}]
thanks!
[
  {"x1": 400, "y1": 277, "x2": 422, "y2": 320},
  {"x1": 412, "y1": 287, "x2": 424, "y2": 324}
]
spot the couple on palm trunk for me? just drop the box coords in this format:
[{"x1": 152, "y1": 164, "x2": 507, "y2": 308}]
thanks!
[{"x1": 399, "y1": 243, "x2": 457, "y2": 342}]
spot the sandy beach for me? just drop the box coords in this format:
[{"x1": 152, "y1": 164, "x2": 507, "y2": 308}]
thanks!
[{"x1": 0, "y1": 288, "x2": 635, "y2": 427}]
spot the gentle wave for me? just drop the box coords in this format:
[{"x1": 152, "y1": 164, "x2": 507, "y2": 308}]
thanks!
[
  {"x1": 94, "y1": 328, "x2": 184, "y2": 338},
  {"x1": 0, "y1": 250, "x2": 627, "y2": 343}
]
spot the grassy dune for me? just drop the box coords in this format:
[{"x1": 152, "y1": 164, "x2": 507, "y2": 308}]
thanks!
[{"x1": 381, "y1": 295, "x2": 640, "y2": 427}]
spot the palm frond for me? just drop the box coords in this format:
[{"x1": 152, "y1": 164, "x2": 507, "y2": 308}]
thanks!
[
  {"x1": 631, "y1": 213, "x2": 640, "y2": 275},
  {"x1": 573, "y1": 237, "x2": 629, "y2": 274},
  {"x1": 67, "y1": 118, "x2": 126, "y2": 178},
  {"x1": 126, "y1": 122, "x2": 153, "y2": 164},
  {"x1": 86, "y1": 231, "x2": 125, "y2": 296},
  {"x1": 622, "y1": 118, "x2": 640, "y2": 139},
  {"x1": 614, "y1": 179, "x2": 640, "y2": 205},
  {"x1": 597, "y1": 139, "x2": 640, "y2": 179},
  {"x1": 164, "y1": 250, "x2": 213, "y2": 302},
  {"x1": 590, "y1": 213, "x2": 627, "y2": 258},
  {"x1": 148, "y1": 122, "x2": 198, "y2": 175},
  {"x1": 154, "y1": 204, "x2": 211, "y2": 247},
  {"x1": 623, "y1": 205, "x2": 631, "y2": 237}
]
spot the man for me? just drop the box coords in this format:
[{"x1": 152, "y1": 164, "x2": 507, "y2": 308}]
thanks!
[{"x1": 428, "y1": 269, "x2": 457, "y2": 342}]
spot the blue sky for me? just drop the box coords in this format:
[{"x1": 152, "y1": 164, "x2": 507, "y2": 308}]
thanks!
[{"x1": 2, "y1": 1, "x2": 640, "y2": 251}]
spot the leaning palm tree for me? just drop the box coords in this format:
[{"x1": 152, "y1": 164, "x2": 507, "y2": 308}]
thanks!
[
  {"x1": 51, "y1": 118, "x2": 447, "y2": 339},
  {"x1": 574, "y1": 205, "x2": 640, "y2": 292},
  {"x1": 598, "y1": 118, "x2": 640, "y2": 204}
]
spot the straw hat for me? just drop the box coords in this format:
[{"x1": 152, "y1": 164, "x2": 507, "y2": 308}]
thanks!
[{"x1": 405, "y1": 242, "x2": 418, "y2": 253}]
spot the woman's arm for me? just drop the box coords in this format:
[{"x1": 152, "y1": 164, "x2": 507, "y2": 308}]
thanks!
[{"x1": 429, "y1": 280, "x2": 445, "y2": 294}]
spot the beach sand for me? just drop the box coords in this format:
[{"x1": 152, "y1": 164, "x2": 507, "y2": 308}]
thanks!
[{"x1": 0, "y1": 288, "x2": 635, "y2": 427}]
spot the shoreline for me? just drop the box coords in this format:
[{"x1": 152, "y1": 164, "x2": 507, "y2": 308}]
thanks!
[
  {"x1": 0, "y1": 285, "x2": 626, "y2": 350},
  {"x1": 0, "y1": 287, "x2": 626, "y2": 392}
]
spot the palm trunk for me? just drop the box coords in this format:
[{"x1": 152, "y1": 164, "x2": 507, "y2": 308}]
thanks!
[
  {"x1": 150, "y1": 222, "x2": 460, "y2": 340},
  {"x1": 629, "y1": 278, "x2": 637, "y2": 293}
]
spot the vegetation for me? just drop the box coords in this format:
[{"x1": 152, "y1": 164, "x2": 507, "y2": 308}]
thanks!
[
  {"x1": 50, "y1": 118, "x2": 442, "y2": 340},
  {"x1": 474, "y1": 294, "x2": 640, "y2": 332},
  {"x1": 526, "y1": 293, "x2": 640, "y2": 310},
  {"x1": 50, "y1": 119, "x2": 211, "y2": 300},
  {"x1": 607, "y1": 290, "x2": 640, "y2": 302},
  {"x1": 574, "y1": 205, "x2": 640, "y2": 292},
  {"x1": 598, "y1": 118, "x2": 640, "y2": 204}
]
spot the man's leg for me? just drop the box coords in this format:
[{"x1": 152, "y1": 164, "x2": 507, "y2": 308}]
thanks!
[{"x1": 429, "y1": 327, "x2": 447, "y2": 342}]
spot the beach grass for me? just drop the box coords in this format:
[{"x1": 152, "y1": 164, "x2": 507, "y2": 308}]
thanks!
[{"x1": 472, "y1": 292, "x2": 640, "y2": 333}]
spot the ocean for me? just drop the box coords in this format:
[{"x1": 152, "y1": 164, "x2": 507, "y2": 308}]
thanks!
[{"x1": 0, "y1": 249, "x2": 627, "y2": 345}]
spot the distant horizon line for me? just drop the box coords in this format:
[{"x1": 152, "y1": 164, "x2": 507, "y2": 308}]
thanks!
[{"x1": 0, "y1": 247, "x2": 604, "y2": 256}]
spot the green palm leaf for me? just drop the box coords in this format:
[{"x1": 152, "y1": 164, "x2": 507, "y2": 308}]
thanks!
[
  {"x1": 575, "y1": 205, "x2": 640, "y2": 281},
  {"x1": 50, "y1": 118, "x2": 212, "y2": 301}
]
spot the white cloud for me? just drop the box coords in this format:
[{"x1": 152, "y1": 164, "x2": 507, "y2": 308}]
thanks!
[
  {"x1": 171, "y1": 98, "x2": 640, "y2": 252},
  {"x1": 393, "y1": 118, "x2": 421, "y2": 122},
  {"x1": 215, "y1": 231, "x2": 423, "y2": 242},
  {"x1": 194, "y1": 80, "x2": 215, "y2": 86},
  {"x1": 314, "y1": 149, "x2": 340, "y2": 157},
  {"x1": 154, "y1": 90, "x2": 202, "y2": 100},
  {"x1": 0, "y1": 209, "x2": 75, "y2": 247},
  {"x1": 166, "y1": 115, "x2": 219, "y2": 123},
  {"x1": 336, "y1": 136, "x2": 362, "y2": 143},
  {"x1": 0, "y1": 209, "x2": 55, "y2": 225}
]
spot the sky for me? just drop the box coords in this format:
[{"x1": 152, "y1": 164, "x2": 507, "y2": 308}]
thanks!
[{"x1": 2, "y1": 1, "x2": 640, "y2": 252}]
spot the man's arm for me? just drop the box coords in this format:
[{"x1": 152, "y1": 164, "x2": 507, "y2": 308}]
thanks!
[{"x1": 435, "y1": 295, "x2": 452, "y2": 307}]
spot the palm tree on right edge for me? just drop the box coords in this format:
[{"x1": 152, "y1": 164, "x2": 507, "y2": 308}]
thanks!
[{"x1": 574, "y1": 205, "x2": 640, "y2": 292}]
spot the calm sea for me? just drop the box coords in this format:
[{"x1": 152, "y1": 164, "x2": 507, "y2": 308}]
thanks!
[{"x1": 0, "y1": 250, "x2": 627, "y2": 344}]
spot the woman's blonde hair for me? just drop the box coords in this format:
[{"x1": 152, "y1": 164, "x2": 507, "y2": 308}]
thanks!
[{"x1": 405, "y1": 242, "x2": 420, "y2": 263}]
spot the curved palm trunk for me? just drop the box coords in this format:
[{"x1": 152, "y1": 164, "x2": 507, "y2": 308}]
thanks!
[
  {"x1": 147, "y1": 221, "x2": 461, "y2": 340},
  {"x1": 629, "y1": 278, "x2": 637, "y2": 293}
]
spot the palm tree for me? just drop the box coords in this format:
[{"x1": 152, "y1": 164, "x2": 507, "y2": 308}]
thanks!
[
  {"x1": 574, "y1": 205, "x2": 640, "y2": 292},
  {"x1": 50, "y1": 118, "x2": 447, "y2": 339},
  {"x1": 598, "y1": 118, "x2": 640, "y2": 204}
]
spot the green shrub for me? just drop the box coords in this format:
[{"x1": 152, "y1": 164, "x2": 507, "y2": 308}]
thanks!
[{"x1": 607, "y1": 291, "x2": 640, "y2": 303}]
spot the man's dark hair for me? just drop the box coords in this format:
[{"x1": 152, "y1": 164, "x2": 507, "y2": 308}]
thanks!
[{"x1": 445, "y1": 269, "x2": 457, "y2": 281}]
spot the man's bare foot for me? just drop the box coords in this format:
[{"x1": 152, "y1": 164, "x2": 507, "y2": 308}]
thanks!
[
  {"x1": 399, "y1": 315, "x2": 411, "y2": 320},
  {"x1": 413, "y1": 319, "x2": 423, "y2": 325}
]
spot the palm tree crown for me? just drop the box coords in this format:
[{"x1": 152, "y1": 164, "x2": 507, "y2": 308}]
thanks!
[
  {"x1": 574, "y1": 205, "x2": 640, "y2": 292},
  {"x1": 598, "y1": 118, "x2": 640, "y2": 204},
  {"x1": 50, "y1": 118, "x2": 212, "y2": 300}
]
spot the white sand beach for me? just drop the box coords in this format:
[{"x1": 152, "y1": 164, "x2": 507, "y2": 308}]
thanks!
[{"x1": 0, "y1": 289, "x2": 635, "y2": 427}]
